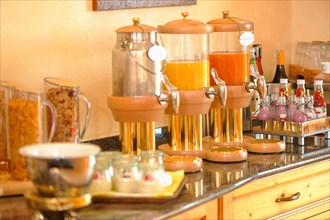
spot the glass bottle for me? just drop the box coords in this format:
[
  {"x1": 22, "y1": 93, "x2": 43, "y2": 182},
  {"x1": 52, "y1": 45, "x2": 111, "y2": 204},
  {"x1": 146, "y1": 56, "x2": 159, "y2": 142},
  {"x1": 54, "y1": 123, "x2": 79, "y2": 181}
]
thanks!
[
  {"x1": 305, "y1": 90, "x2": 316, "y2": 121},
  {"x1": 270, "y1": 93, "x2": 278, "y2": 120},
  {"x1": 257, "y1": 95, "x2": 271, "y2": 120},
  {"x1": 272, "y1": 49, "x2": 287, "y2": 83},
  {"x1": 296, "y1": 79, "x2": 306, "y2": 98},
  {"x1": 287, "y1": 93, "x2": 297, "y2": 122},
  {"x1": 279, "y1": 78, "x2": 289, "y2": 100},
  {"x1": 253, "y1": 44, "x2": 264, "y2": 75},
  {"x1": 313, "y1": 80, "x2": 327, "y2": 119},
  {"x1": 249, "y1": 48, "x2": 260, "y2": 115},
  {"x1": 139, "y1": 150, "x2": 164, "y2": 171},
  {"x1": 275, "y1": 93, "x2": 287, "y2": 121},
  {"x1": 294, "y1": 97, "x2": 307, "y2": 122}
]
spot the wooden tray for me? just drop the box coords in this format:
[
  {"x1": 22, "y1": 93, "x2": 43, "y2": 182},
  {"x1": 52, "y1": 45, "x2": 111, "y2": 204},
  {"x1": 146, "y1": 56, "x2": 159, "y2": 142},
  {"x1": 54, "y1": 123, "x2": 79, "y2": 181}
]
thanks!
[
  {"x1": 0, "y1": 171, "x2": 34, "y2": 197},
  {"x1": 92, "y1": 170, "x2": 186, "y2": 203},
  {"x1": 252, "y1": 117, "x2": 330, "y2": 137}
]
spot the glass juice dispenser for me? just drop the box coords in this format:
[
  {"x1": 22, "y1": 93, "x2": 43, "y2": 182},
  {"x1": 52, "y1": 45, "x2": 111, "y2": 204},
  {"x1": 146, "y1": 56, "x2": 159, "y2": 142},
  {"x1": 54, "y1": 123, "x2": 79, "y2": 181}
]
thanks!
[
  {"x1": 158, "y1": 12, "x2": 226, "y2": 153},
  {"x1": 108, "y1": 18, "x2": 179, "y2": 155},
  {"x1": 207, "y1": 11, "x2": 265, "y2": 142}
]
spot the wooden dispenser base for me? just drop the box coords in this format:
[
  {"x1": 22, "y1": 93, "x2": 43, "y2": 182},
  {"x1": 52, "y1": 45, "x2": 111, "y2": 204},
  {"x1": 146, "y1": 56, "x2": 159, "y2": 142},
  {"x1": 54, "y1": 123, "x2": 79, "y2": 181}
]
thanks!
[
  {"x1": 165, "y1": 91, "x2": 214, "y2": 152},
  {"x1": 165, "y1": 90, "x2": 214, "y2": 115},
  {"x1": 108, "y1": 96, "x2": 167, "y2": 154},
  {"x1": 108, "y1": 95, "x2": 167, "y2": 123},
  {"x1": 209, "y1": 85, "x2": 253, "y2": 143},
  {"x1": 211, "y1": 85, "x2": 253, "y2": 109}
]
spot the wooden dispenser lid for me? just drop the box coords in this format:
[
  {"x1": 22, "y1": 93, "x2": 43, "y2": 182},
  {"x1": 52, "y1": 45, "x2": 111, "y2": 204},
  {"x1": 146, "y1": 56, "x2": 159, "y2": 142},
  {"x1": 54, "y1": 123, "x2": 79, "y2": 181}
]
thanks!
[
  {"x1": 158, "y1": 12, "x2": 213, "y2": 34},
  {"x1": 108, "y1": 96, "x2": 167, "y2": 122},
  {"x1": 207, "y1": 11, "x2": 254, "y2": 32},
  {"x1": 116, "y1": 17, "x2": 156, "y2": 33}
]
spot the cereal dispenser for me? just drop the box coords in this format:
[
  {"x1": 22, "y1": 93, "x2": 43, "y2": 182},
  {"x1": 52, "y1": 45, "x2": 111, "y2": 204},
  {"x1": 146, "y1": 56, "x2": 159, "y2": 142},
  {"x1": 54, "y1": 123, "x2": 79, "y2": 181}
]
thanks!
[
  {"x1": 207, "y1": 11, "x2": 266, "y2": 143},
  {"x1": 158, "y1": 12, "x2": 227, "y2": 154},
  {"x1": 108, "y1": 18, "x2": 179, "y2": 154},
  {"x1": 44, "y1": 77, "x2": 91, "y2": 143}
]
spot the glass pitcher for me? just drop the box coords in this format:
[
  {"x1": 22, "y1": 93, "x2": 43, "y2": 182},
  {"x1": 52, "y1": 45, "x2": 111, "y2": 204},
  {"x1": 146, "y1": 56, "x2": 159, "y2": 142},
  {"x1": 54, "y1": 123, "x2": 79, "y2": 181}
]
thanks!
[
  {"x1": 44, "y1": 77, "x2": 91, "y2": 143},
  {"x1": 7, "y1": 87, "x2": 56, "y2": 180}
]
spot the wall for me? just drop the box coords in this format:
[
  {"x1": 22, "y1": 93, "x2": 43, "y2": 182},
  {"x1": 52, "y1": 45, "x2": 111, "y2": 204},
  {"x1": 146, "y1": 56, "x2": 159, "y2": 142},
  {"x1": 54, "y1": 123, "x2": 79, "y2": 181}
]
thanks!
[{"x1": 1, "y1": 0, "x2": 329, "y2": 141}]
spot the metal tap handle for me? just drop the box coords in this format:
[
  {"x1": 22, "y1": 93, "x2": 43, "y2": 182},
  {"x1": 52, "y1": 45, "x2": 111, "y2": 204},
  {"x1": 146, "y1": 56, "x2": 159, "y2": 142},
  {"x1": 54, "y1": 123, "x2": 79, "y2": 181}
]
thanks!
[
  {"x1": 256, "y1": 75, "x2": 267, "y2": 100},
  {"x1": 210, "y1": 68, "x2": 227, "y2": 106},
  {"x1": 160, "y1": 74, "x2": 180, "y2": 113},
  {"x1": 244, "y1": 75, "x2": 267, "y2": 100}
]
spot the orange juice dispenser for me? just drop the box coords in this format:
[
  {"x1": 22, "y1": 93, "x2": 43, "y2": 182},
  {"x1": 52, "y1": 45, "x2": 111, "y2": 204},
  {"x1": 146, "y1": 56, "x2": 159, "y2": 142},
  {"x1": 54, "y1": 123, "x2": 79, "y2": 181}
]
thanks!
[
  {"x1": 108, "y1": 18, "x2": 179, "y2": 155},
  {"x1": 207, "y1": 11, "x2": 266, "y2": 143},
  {"x1": 158, "y1": 12, "x2": 226, "y2": 154}
]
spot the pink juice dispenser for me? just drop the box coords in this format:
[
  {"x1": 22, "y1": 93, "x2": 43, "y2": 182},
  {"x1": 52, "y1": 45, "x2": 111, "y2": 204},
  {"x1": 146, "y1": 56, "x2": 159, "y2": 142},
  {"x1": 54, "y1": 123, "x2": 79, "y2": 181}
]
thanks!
[
  {"x1": 158, "y1": 12, "x2": 227, "y2": 153},
  {"x1": 108, "y1": 18, "x2": 179, "y2": 155},
  {"x1": 207, "y1": 11, "x2": 266, "y2": 143}
]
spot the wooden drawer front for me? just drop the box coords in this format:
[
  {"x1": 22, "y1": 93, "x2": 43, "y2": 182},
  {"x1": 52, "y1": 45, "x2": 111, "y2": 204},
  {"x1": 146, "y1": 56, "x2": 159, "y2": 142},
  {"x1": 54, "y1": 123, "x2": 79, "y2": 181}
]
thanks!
[
  {"x1": 269, "y1": 197, "x2": 330, "y2": 220},
  {"x1": 169, "y1": 199, "x2": 218, "y2": 220},
  {"x1": 227, "y1": 161, "x2": 330, "y2": 220}
]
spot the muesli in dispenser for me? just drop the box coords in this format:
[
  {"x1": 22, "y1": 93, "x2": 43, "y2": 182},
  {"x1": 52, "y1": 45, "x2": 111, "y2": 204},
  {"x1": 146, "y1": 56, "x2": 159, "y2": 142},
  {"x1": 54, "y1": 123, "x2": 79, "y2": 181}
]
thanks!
[{"x1": 44, "y1": 77, "x2": 91, "y2": 143}]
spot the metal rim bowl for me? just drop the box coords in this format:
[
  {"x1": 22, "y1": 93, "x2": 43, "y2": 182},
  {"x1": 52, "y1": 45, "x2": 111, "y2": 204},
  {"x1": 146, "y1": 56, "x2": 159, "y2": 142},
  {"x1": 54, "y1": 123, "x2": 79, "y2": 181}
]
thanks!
[{"x1": 19, "y1": 143, "x2": 101, "y2": 198}]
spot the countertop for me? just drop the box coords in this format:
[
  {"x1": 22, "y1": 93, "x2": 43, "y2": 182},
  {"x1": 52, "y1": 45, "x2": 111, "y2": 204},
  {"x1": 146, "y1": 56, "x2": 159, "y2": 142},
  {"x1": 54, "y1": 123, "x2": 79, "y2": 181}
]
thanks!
[{"x1": 0, "y1": 135, "x2": 329, "y2": 220}]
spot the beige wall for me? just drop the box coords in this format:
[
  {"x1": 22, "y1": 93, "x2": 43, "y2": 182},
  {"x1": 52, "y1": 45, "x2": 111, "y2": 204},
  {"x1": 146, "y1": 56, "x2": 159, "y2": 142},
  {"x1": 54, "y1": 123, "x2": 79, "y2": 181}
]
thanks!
[{"x1": 1, "y1": 0, "x2": 329, "y2": 140}]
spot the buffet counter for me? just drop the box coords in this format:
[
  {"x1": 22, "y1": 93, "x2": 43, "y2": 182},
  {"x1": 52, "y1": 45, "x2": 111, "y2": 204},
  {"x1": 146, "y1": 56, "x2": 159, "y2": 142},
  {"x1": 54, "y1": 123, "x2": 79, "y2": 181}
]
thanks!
[{"x1": 0, "y1": 135, "x2": 329, "y2": 219}]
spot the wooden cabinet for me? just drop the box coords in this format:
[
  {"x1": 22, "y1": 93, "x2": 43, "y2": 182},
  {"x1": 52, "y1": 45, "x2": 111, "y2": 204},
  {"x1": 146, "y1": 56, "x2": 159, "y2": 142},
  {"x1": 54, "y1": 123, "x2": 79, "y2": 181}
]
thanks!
[
  {"x1": 168, "y1": 199, "x2": 218, "y2": 220},
  {"x1": 220, "y1": 160, "x2": 330, "y2": 220}
]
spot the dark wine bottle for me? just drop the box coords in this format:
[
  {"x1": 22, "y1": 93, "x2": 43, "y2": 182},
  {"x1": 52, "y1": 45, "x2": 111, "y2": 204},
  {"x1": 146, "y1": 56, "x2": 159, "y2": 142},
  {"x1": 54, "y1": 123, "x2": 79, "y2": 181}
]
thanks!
[{"x1": 272, "y1": 49, "x2": 287, "y2": 83}]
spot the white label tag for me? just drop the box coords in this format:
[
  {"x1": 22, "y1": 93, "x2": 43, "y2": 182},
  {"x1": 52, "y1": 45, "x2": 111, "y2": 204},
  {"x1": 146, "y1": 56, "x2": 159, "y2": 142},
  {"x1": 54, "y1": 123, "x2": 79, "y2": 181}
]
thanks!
[
  {"x1": 240, "y1": 32, "x2": 255, "y2": 46},
  {"x1": 148, "y1": 45, "x2": 167, "y2": 62}
]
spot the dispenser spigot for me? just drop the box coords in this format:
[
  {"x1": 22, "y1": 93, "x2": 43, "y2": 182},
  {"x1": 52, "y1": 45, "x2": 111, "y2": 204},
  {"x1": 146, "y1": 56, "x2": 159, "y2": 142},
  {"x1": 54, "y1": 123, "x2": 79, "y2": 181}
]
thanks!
[
  {"x1": 159, "y1": 74, "x2": 180, "y2": 113},
  {"x1": 207, "y1": 68, "x2": 227, "y2": 106},
  {"x1": 244, "y1": 74, "x2": 267, "y2": 100}
]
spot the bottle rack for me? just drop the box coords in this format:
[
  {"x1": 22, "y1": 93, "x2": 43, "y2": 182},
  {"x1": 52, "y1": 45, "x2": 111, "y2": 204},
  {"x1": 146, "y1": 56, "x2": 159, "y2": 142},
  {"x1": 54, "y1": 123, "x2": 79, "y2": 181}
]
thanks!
[{"x1": 252, "y1": 117, "x2": 330, "y2": 145}]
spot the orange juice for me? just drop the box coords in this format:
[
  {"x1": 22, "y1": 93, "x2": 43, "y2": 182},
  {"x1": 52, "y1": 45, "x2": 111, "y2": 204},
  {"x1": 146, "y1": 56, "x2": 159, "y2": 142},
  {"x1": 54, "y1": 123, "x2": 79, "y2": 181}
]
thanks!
[
  {"x1": 165, "y1": 60, "x2": 210, "y2": 90},
  {"x1": 209, "y1": 52, "x2": 249, "y2": 86}
]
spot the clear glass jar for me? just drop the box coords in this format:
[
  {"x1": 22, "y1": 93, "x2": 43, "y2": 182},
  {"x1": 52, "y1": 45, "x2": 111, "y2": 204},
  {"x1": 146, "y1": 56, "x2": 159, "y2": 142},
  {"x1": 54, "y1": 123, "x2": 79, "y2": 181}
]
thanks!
[
  {"x1": 207, "y1": 11, "x2": 254, "y2": 86},
  {"x1": 158, "y1": 12, "x2": 212, "y2": 90},
  {"x1": 44, "y1": 77, "x2": 91, "y2": 143},
  {"x1": 89, "y1": 151, "x2": 121, "y2": 193},
  {"x1": 0, "y1": 81, "x2": 11, "y2": 171},
  {"x1": 7, "y1": 87, "x2": 56, "y2": 180},
  {"x1": 139, "y1": 150, "x2": 164, "y2": 171},
  {"x1": 314, "y1": 61, "x2": 330, "y2": 82},
  {"x1": 137, "y1": 163, "x2": 164, "y2": 194},
  {"x1": 112, "y1": 154, "x2": 139, "y2": 193}
]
